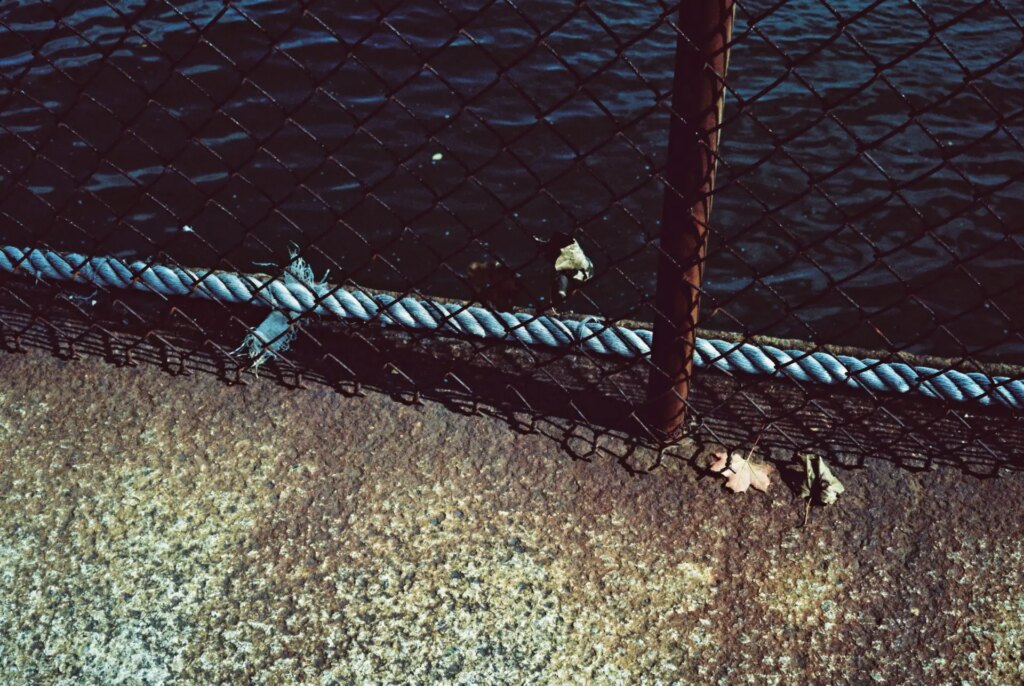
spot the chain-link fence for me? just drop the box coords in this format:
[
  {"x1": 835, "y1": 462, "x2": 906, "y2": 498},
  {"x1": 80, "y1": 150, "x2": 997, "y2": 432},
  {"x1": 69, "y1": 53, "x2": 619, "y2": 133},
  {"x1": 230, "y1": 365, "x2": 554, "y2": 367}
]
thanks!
[
  {"x1": 1, "y1": 1, "x2": 1022, "y2": 471},
  {"x1": 698, "y1": 0, "x2": 1024, "y2": 472}
]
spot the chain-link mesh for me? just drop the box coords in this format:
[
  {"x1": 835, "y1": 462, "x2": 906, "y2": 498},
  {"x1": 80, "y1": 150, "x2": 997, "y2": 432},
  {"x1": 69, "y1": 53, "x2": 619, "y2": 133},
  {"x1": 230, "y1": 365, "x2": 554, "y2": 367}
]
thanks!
[
  {"x1": 695, "y1": 0, "x2": 1024, "y2": 472},
  {"x1": 1, "y1": 1, "x2": 1021, "y2": 471}
]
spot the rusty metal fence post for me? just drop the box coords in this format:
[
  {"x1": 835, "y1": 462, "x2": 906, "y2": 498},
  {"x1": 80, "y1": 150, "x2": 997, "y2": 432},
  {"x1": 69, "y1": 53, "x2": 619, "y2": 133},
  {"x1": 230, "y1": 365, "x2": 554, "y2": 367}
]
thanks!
[{"x1": 646, "y1": 0, "x2": 735, "y2": 439}]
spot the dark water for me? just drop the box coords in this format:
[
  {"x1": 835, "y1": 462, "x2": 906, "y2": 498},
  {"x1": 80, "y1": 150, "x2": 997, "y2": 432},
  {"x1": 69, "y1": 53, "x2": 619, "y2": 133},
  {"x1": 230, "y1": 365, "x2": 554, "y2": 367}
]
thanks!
[{"x1": 1, "y1": 1, "x2": 1022, "y2": 360}]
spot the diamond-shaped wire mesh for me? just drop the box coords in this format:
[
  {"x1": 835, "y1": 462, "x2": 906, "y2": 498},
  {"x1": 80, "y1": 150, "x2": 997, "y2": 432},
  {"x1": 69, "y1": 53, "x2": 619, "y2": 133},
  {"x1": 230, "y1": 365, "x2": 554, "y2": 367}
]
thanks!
[
  {"x1": 693, "y1": 0, "x2": 1024, "y2": 471},
  {"x1": 0, "y1": 0, "x2": 1021, "y2": 470},
  {"x1": 710, "y1": 0, "x2": 1024, "y2": 361}
]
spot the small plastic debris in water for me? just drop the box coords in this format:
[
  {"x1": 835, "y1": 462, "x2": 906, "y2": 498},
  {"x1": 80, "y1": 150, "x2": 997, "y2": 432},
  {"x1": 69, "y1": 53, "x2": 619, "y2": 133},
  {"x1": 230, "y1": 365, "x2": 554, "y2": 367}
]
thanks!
[{"x1": 431, "y1": 152, "x2": 443, "y2": 162}]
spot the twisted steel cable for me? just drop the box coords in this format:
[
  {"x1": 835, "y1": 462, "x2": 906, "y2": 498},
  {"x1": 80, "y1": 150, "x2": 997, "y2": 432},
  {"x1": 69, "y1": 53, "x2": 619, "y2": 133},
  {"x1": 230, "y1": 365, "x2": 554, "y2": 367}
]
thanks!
[{"x1": 2, "y1": 246, "x2": 1021, "y2": 410}]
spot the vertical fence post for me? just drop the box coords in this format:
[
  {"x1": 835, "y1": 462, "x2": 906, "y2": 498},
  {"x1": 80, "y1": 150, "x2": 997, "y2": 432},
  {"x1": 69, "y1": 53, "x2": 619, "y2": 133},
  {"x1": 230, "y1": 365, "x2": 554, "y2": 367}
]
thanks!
[{"x1": 646, "y1": 0, "x2": 735, "y2": 439}]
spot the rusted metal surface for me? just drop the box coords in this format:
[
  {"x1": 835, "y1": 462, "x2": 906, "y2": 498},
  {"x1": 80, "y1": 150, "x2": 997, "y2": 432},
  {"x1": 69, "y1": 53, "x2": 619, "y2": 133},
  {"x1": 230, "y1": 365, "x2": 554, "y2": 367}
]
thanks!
[
  {"x1": 647, "y1": 0, "x2": 736, "y2": 439},
  {"x1": 1, "y1": 345, "x2": 1022, "y2": 683}
]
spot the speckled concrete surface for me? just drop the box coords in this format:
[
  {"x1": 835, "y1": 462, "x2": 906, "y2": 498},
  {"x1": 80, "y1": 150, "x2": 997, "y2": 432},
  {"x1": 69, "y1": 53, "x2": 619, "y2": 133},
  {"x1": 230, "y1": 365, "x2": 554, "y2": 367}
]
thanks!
[{"x1": 0, "y1": 347, "x2": 1022, "y2": 685}]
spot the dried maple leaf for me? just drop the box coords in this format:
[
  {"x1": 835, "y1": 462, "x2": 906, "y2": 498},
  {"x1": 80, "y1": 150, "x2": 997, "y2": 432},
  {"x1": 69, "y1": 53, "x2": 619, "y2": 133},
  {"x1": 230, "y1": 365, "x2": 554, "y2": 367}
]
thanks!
[{"x1": 710, "y1": 450, "x2": 772, "y2": 493}]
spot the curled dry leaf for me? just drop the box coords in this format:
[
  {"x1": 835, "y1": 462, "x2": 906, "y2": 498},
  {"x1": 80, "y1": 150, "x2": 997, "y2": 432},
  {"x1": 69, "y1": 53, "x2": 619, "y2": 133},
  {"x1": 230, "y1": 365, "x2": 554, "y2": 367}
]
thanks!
[
  {"x1": 800, "y1": 454, "x2": 845, "y2": 505},
  {"x1": 710, "y1": 450, "x2": 772, "y2": 493}
]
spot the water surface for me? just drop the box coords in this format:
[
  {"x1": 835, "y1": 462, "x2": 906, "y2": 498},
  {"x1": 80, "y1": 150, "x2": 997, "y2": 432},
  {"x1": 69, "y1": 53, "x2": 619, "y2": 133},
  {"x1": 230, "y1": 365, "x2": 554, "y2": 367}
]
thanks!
[{"x1": 1, "y1": 0, "x2": 1022, "y2": 360}]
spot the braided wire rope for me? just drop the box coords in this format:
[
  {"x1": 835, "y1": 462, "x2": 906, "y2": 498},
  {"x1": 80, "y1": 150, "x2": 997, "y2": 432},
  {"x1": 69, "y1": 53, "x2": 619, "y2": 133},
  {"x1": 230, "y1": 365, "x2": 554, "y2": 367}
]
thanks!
[{"x1": 2, "y1": 246, "x2": 1021, "y2": 411}]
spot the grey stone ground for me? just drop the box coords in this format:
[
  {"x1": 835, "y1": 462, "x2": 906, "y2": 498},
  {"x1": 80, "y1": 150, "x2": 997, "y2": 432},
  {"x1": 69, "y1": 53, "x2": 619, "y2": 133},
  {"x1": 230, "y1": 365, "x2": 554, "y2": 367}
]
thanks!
[{"x1": 0, "y1": 347, "x2": 1021, "y2": 685}]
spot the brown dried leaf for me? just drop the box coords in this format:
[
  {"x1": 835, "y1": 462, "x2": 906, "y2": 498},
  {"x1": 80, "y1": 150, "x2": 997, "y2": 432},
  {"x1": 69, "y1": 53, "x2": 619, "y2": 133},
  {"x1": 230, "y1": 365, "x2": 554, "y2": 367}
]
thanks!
[
  {"x1": 710, "y1": 450, "x2": 730, "y2": 473},
  {"x1": 748, "y1": 461, "x2": 772, "y2": 492},
  {"x1": 799, "y1": 454, "x2": 845, "y2": 505},
  {"x1": 709, "y1": 450, "x2": 772, "y2": 494}
]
